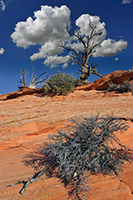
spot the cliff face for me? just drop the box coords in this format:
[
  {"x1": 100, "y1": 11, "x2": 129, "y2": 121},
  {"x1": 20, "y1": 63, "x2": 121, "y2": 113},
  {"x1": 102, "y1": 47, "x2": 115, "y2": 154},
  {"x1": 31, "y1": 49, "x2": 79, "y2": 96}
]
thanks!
[{"x1": 0, "y1": 71, "x2": 133, "y2": 200}]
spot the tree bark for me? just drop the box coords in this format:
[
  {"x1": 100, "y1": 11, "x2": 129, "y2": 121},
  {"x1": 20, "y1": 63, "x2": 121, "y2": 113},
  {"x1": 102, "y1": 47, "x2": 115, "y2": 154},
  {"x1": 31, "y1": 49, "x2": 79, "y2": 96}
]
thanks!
[{"x1": 79, "y1": 64, "x2": 103, "y2": 83}]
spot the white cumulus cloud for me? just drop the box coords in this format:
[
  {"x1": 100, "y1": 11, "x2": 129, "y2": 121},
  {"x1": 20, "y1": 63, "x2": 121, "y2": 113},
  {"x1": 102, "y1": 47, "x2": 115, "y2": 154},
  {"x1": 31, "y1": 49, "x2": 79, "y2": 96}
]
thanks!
[
  {"x1": 30, "y1": 40, "x2": 64, "y2": 61},
  {"x1": 44, "y1": 55, "x2": 70, "y2": 68},
  {"x1": 122, "y1": 0, "x2": 132, "y2": 4},
  {"x1": 11, "y1": 5, "x2": 71, "y2": 68},
  {"x1": 0, "y1": 47, "x2": 5, "y2": 55},
  {"x1": 11, "y1": 5, "x2": 70, "y2": 48},
  {"x1": 11, "y1": 5, "x2": 128, "y2": 68},
  {"x1": 70, "y1": 14, "x2": 127, "y2": 58},
  {"x1": 75, "y1": 14, "x2": 107, "y2": 44},
  {"x1": 92, "y1": 39, "x2": 127, "y2": 57}
]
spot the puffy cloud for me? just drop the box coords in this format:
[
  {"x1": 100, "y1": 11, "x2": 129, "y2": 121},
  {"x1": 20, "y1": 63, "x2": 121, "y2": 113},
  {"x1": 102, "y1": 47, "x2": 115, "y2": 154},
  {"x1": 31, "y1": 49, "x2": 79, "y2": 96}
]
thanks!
[
  {"x1": 11, "y1": 5, "x2": 71, "y2": 68},
  {"x1": 30, "y1": 40, "x2": 64, "y2": 61},
  {"x1": 0, "y1": 47, "x2": 5, "y2": 55},
  {"x1": 11, "y1": 5, "x2": 70, "y2": 48},
  {"x1": 44, "y1": 55, "x2": 70, "y2": 68},
  {"x1": 11, "y1": 5, "x2": 128, "y2": 68},
  {"x1": 68, "y1": 40, "x2": 84, "y2": 52},
  {"x1": 122, "y1": 0, "x2": 132, "y2": 4},
  {"x1": 93, "y1": 39, "x2": 127, "y2": 57},
  {"x1": 70, "y1": 14, "x2": 127, "y2": 57},
  {"x1": 68, "y1": 14, "x2": 107, "y2": 56},
  {"x1": 75, "y1": 14, "x2": 106, "y2": 45}
]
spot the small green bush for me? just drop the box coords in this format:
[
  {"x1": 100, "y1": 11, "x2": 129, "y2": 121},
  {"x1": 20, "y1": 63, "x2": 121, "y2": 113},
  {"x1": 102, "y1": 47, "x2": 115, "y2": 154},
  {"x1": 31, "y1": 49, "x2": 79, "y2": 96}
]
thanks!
[
  {"x1": 35, "y1": 114, "x2": 132, "y2": 200},
  {"x1": 42, "y1": 72, "x2": 77, "y2": 95},
  {"x1": 107, "y1": 81, "x2": 133, "y2": 93}
]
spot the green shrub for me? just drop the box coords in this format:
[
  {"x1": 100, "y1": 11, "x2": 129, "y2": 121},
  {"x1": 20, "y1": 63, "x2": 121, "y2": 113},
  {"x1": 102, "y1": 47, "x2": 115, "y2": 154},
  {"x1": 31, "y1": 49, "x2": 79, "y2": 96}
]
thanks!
[
  {"x1": 107, "y1": 81, "x2": 133, "y2": 93},
  {"x1": 42, "y1": 72, "x2": 77, "y2": 95},
  {"x1": 31, "y1": 114, "x2": 132, "y2": 200}
]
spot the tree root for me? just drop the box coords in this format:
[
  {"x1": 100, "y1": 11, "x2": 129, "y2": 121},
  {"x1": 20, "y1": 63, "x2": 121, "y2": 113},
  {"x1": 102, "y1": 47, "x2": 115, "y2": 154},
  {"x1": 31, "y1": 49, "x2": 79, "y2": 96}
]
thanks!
[{"x1": 7, "y1": 168, "x2": 46, "y2": 194}]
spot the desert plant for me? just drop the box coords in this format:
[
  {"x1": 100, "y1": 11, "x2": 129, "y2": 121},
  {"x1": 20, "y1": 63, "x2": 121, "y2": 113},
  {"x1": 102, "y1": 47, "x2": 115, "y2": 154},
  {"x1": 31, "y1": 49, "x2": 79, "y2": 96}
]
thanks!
[
  {"x1": 9, "y1": 114, "x2": 132, "y2": 199},
  {"x1": 18, "y1": 67, "x2": 48, "y2": 89},
  {"x1": 38, "y1": 114, "x2": 132, "y2": 200},
  {"x1": 119, "y1": 81, "x2": 133, "y2": 93},
  {"x1": 107, "y1": 81, "x2": 133, "y2": 93},
  {"x1": 107, "y1": 83, "x2": 119, "y2": 92},
  {"x1": 42, "y1": 71, "x2": 77, "y2": 95},
  {"x1": 19, "y1": 69, "x2": 27, "y2": 87},
  {"x1": 28, "y1": 67, "x2": 48, "y2": 89}
]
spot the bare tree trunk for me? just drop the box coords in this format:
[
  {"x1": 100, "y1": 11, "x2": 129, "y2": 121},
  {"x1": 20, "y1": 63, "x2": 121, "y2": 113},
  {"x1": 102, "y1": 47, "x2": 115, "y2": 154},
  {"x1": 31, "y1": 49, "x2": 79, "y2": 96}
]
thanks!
[
  {"x1": 79, "y1": 64, "x2": 103, "y2": 83},
  {"x1": 79, "y1": 66, "x2": 89, "y2": 83},
  {"x1": 60, "y1": 22, "x2": 104, "y2": 83}
]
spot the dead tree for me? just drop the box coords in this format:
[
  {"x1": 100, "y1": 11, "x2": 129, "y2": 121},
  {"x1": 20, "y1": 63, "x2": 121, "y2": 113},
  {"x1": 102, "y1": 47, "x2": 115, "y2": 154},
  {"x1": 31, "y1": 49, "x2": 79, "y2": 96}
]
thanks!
[
  {"x1": 60, "y1": 22, "x2": 103, "y2": 83},
  {"x1": 18, "y1": 67, "x2": 48, "y2": 89},
  {"x1": 29, "y1": 67, "x2": 49, "y2": 89},
  {"x1": 19, "y1": 69, "x2": 27, "y2": 87}
]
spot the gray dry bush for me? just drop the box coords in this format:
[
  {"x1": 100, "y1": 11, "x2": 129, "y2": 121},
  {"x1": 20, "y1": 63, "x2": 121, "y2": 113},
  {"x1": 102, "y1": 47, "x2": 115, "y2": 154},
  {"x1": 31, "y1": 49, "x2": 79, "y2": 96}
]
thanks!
[
  {"x1": 24, "y1": 114, "x2": 133, "y2": 200},
  {"x1": 107, "y1": 83, "x2": 119, "y2": 92},
  {"x1": 119, "y1": 81, "x2": 133, "y2": 93},
  {"x1": 107, "y1": 81, "x2": 133, "y2": 93}
]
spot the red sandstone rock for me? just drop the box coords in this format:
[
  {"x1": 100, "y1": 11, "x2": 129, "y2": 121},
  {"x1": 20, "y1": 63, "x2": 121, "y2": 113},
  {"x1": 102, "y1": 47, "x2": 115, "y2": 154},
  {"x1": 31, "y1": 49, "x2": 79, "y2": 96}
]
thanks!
[
  {"x1": 0, "y1": 87, "x2": 44, "y2": 101},
  {"x1": 0, "y1": 79, "x2": 133, "y2": 200},
  {"x1": 77, "y1": 70, "x2": 133, "y2": 90}
]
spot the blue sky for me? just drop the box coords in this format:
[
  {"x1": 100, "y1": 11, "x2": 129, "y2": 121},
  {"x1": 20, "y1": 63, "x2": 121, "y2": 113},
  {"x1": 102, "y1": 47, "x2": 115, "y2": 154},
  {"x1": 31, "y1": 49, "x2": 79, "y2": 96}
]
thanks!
[{"x1": 0, "y1": 0, "x2": 133, "y2": 94}]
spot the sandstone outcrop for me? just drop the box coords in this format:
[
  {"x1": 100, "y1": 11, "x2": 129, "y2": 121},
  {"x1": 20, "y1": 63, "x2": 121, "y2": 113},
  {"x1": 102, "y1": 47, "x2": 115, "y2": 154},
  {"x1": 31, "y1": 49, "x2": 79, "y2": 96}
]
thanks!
[
  {"x1": 0, "y1": 86, "x2": 44, "y2": 101},
  {"x1": 77, "y1": 70, "x2": 133, "y2": 90}
]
